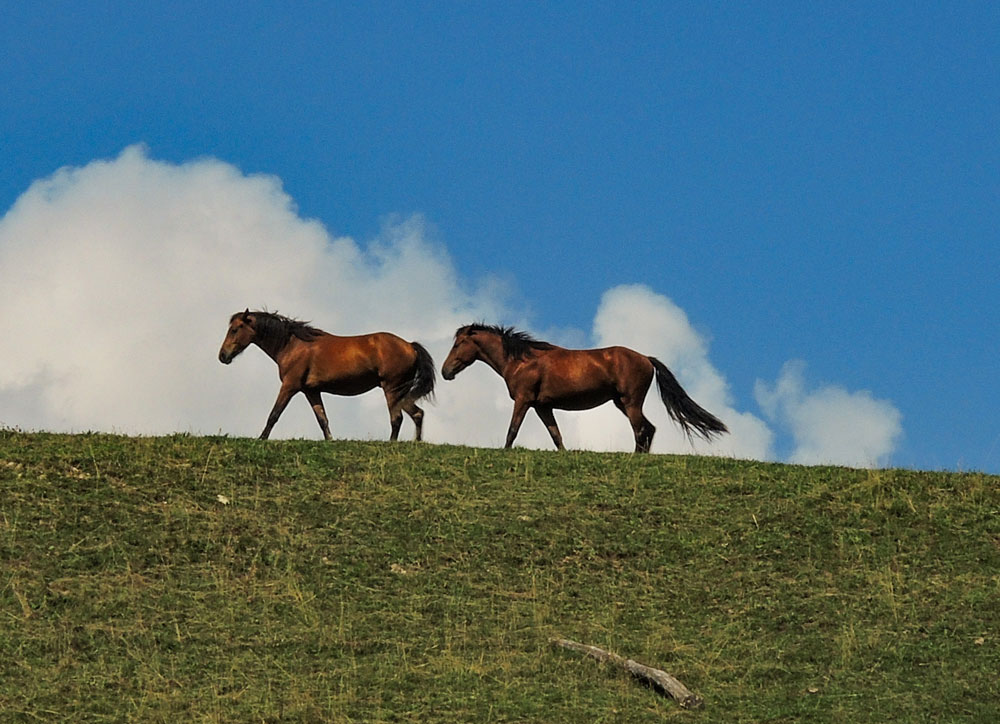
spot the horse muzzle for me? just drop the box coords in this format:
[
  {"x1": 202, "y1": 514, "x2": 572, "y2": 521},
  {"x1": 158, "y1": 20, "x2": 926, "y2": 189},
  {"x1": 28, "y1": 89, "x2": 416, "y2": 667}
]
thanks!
[
  {"x1": 219, "y1": 350, "x2": 233, "y2": 364},
  {"x1": 441, "y1": 361, "x2": 464, "y2": 380}
]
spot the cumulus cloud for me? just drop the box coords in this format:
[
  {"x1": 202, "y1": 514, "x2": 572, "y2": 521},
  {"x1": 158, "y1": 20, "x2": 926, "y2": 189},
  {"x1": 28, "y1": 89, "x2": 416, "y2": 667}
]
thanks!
[
  {"x1": 0, "y1": 146, "x2": 504, "y2": 442},
  {"x1": 0, "y1": 147, "x2": 903, "y2": 467},
  {"x1": 754, "y1": 361, "x2": 903, "y2": 467}
]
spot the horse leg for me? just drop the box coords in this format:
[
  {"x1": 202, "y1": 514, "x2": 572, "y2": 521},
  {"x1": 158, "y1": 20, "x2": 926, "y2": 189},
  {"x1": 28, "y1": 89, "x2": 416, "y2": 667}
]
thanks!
[
  {"x1": 504, "y1": 400, "x2": 531, "y2": 448},
  {"x1": 260, "y1": 383, "x2": 298, "y2": 440},
  {"x1": 403, "y1": 400, "x2": 425, "y2": 442},
  {"x1": 615, "y1": 397, "x2": 656, "y2": 453},
  {"x1": 383, "y1": 387, "x2": 405, "y2": 441},
  {"x1": 304, "y1": 390, "x2": 332, "y2": 441},
  {"x1": 534, "y1": 405, "x2": 565, "y2": 450}
]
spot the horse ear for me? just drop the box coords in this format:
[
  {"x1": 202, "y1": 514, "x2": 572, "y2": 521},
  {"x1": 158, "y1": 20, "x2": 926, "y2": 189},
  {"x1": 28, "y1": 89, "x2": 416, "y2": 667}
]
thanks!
[{"x1": 241, "y1": 308, "x2": 251, "y2": 321}]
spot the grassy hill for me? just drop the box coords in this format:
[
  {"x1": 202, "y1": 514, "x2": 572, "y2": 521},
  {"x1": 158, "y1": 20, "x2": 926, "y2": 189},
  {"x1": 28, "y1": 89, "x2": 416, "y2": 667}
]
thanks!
[{"x1": 1, "y1": 431, "x2": 998, "y2": 722}]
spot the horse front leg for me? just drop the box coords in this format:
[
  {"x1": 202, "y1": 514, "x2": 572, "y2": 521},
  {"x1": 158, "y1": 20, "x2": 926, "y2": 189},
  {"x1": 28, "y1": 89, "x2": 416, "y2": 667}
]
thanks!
[
  {"x1": 260, "y1": 383, "x2": 298, "y2": 440},
  {"x1": 504, "y1": 400, "x2": 531, "y2": 449},
  {"x1": 304, "y1": 389, "x2": 332, "y2": 441}
]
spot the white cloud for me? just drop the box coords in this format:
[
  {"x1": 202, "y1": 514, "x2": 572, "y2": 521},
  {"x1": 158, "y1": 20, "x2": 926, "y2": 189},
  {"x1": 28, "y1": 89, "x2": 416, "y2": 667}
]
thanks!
[
  {"x1": 754, "y1": 361, "x2": 903, "y2": 467},
  {"x1": 0, "y1": 147, "x2": 903, "y2": 467},
  {"x1": 0, "y1": 146, "x2": 505, "y2": 443}
]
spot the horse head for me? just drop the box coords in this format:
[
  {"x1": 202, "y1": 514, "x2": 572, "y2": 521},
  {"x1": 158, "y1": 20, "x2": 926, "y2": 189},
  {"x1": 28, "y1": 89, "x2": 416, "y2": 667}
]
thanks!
[
  {"x1": 441, "y1": 326, "x2": 483, "y2": 380},
  {"x1": 218, "y1": 309, "x2": 256, "y2": 364}
]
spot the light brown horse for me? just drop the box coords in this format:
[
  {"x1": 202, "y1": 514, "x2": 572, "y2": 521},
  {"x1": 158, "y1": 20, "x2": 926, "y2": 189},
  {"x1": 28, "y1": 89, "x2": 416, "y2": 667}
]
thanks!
[
  {"x1": 441, "y1": 324, "x2": 727, "y2": 452},
  {"x1": 219, "y1": 310, "x2": 435, "y2": 441}
]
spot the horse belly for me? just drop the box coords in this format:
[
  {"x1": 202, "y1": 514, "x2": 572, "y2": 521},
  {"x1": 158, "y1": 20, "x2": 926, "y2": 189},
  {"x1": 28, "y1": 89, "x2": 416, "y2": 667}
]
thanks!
[
  {"x1": 315, "y1": 372, "x2": 381, "y2": 396},
  {"x1": 543, "y1": 388, "x2": 614, "y2": 411}
]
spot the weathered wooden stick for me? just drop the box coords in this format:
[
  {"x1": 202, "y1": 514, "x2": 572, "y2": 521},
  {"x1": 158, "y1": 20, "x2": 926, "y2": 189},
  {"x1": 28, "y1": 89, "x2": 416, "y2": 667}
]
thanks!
[{"x1": 551, "y1": 637, "x2": 703, "y2": 709}]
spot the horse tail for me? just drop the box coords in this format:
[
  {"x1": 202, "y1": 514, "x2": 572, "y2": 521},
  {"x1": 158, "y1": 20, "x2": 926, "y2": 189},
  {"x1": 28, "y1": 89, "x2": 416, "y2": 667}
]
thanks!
[
  {"x1": 407, "y1": 341, "x2": 437, "y2": 402},
  {"x1": 648, "y1": 357, "x2": 728, "y2": 441}
]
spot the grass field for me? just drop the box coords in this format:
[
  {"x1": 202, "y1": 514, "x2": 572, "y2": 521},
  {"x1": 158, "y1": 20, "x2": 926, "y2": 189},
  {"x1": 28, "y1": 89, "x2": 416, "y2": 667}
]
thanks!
[{"x1": 1, "y1": 430, "x2": 998, "y2": 722}]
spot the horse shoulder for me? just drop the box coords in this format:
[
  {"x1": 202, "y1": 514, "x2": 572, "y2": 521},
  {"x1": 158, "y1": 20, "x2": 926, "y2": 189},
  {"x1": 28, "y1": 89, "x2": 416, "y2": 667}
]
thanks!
[
  {"x1": 275, "y1": 339, "x2": 315, "y2": 385},
  {"x1": 504, "y1": 357, "x2": 543, "y2": 399}
]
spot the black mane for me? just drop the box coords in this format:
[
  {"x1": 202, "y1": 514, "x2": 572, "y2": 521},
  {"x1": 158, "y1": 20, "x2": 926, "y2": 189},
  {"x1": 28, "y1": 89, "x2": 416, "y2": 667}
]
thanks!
[
  {"x1": 239, "y1": 310, "x2": 324, "y2": 348},
  {"x1": 457, "y1": 323, "x2": 555, "y2": 360}
]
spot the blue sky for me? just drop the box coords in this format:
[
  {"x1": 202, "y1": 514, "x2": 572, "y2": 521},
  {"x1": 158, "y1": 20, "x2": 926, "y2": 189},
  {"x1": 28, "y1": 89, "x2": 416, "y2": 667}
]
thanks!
[{"x1": 2, "y1": 2, "x2": 997, "y2": 471}]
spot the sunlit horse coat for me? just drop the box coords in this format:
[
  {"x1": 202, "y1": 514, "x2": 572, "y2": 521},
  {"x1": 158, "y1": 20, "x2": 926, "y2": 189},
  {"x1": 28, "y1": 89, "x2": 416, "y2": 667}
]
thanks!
[
  {"x1": 219, "y1": 310, "x2": 435, "y2": 441},
  {"x1": 441, "y1": 324, "x2": 726, "y2": 452}
]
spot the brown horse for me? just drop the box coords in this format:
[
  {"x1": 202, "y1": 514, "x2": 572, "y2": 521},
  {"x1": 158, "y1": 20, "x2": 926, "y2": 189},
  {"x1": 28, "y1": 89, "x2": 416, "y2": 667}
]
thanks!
[
  {"x1": 441, "y1": 324, "x2": 727, "y2": 452},
  {"x1": 218, "y1": 310, "x2": 435, "y2": 441}
]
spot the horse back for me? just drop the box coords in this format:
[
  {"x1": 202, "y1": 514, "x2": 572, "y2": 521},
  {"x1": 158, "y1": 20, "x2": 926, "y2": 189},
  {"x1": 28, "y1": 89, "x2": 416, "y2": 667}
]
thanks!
[
  {"x1": 296, "y1": 332, "x2": 418, "y2": 392},
  {"x1": 536, "y1": 345, "x2": 650, "y2": 377},
  {"x1": 517, "y1": 345, "x2": 654, "y2": 407}
]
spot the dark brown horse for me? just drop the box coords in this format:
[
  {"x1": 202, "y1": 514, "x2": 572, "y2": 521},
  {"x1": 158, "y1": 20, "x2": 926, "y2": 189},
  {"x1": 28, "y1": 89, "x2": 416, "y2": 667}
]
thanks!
[
  {"x1": 441, "y1": 324, "x2": 727, "y2": 452},
  {"x1": 219, "y1": 310, "x2": 435, "y2": 441}
]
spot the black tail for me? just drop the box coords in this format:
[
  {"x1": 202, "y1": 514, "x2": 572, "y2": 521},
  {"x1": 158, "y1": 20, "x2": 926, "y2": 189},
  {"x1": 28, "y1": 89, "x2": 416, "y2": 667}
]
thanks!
[
  {"x1": 407, "y1": 341, "x2": 437, "y2": 402},
  {"x1": 649, "y1": 357, "x2": 728, "y2": 442}
]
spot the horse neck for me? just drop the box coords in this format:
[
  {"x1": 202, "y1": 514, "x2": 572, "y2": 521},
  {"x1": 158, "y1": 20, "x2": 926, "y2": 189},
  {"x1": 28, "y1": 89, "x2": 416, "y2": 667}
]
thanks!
[
  {"x1": 476, "y1": 334, "x2": 513, "y2": 376},
  {"x1": 253, "y1": 331, "x2": 293, "y2": 363}
]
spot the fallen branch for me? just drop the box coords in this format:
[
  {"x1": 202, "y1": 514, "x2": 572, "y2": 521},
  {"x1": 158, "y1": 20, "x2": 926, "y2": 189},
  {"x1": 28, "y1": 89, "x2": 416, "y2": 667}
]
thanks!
[{"x1": 551, "y1": 637, "x2": 703, "y2": 710}]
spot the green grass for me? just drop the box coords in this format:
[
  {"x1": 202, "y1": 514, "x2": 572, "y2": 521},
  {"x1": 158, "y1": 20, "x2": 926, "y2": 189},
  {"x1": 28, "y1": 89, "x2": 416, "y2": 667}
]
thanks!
[{"x1": 2, "y1": 430, "x2": 998, "y2": 722}]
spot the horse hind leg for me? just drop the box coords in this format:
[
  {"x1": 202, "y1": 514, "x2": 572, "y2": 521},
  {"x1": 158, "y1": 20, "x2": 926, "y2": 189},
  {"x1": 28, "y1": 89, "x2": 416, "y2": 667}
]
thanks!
[
  {"x1": 637, "y1": 420, "x2": 656, "y2": 453},
  {"x1": 384, "y1": 379, "x2": 426, "y2": 442},
  {"x1": 615, "y1": 397, "x2": 655, "y2": 453},
  {"x1": 388, "y1": 408, "x2": 404, "y2": 441},
  {"x1": 403, "y1": 400, "x2": 425, "y2": 441},
  {"x1": 383, "y1": 387, "x2": 405, "y2": 441}
]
